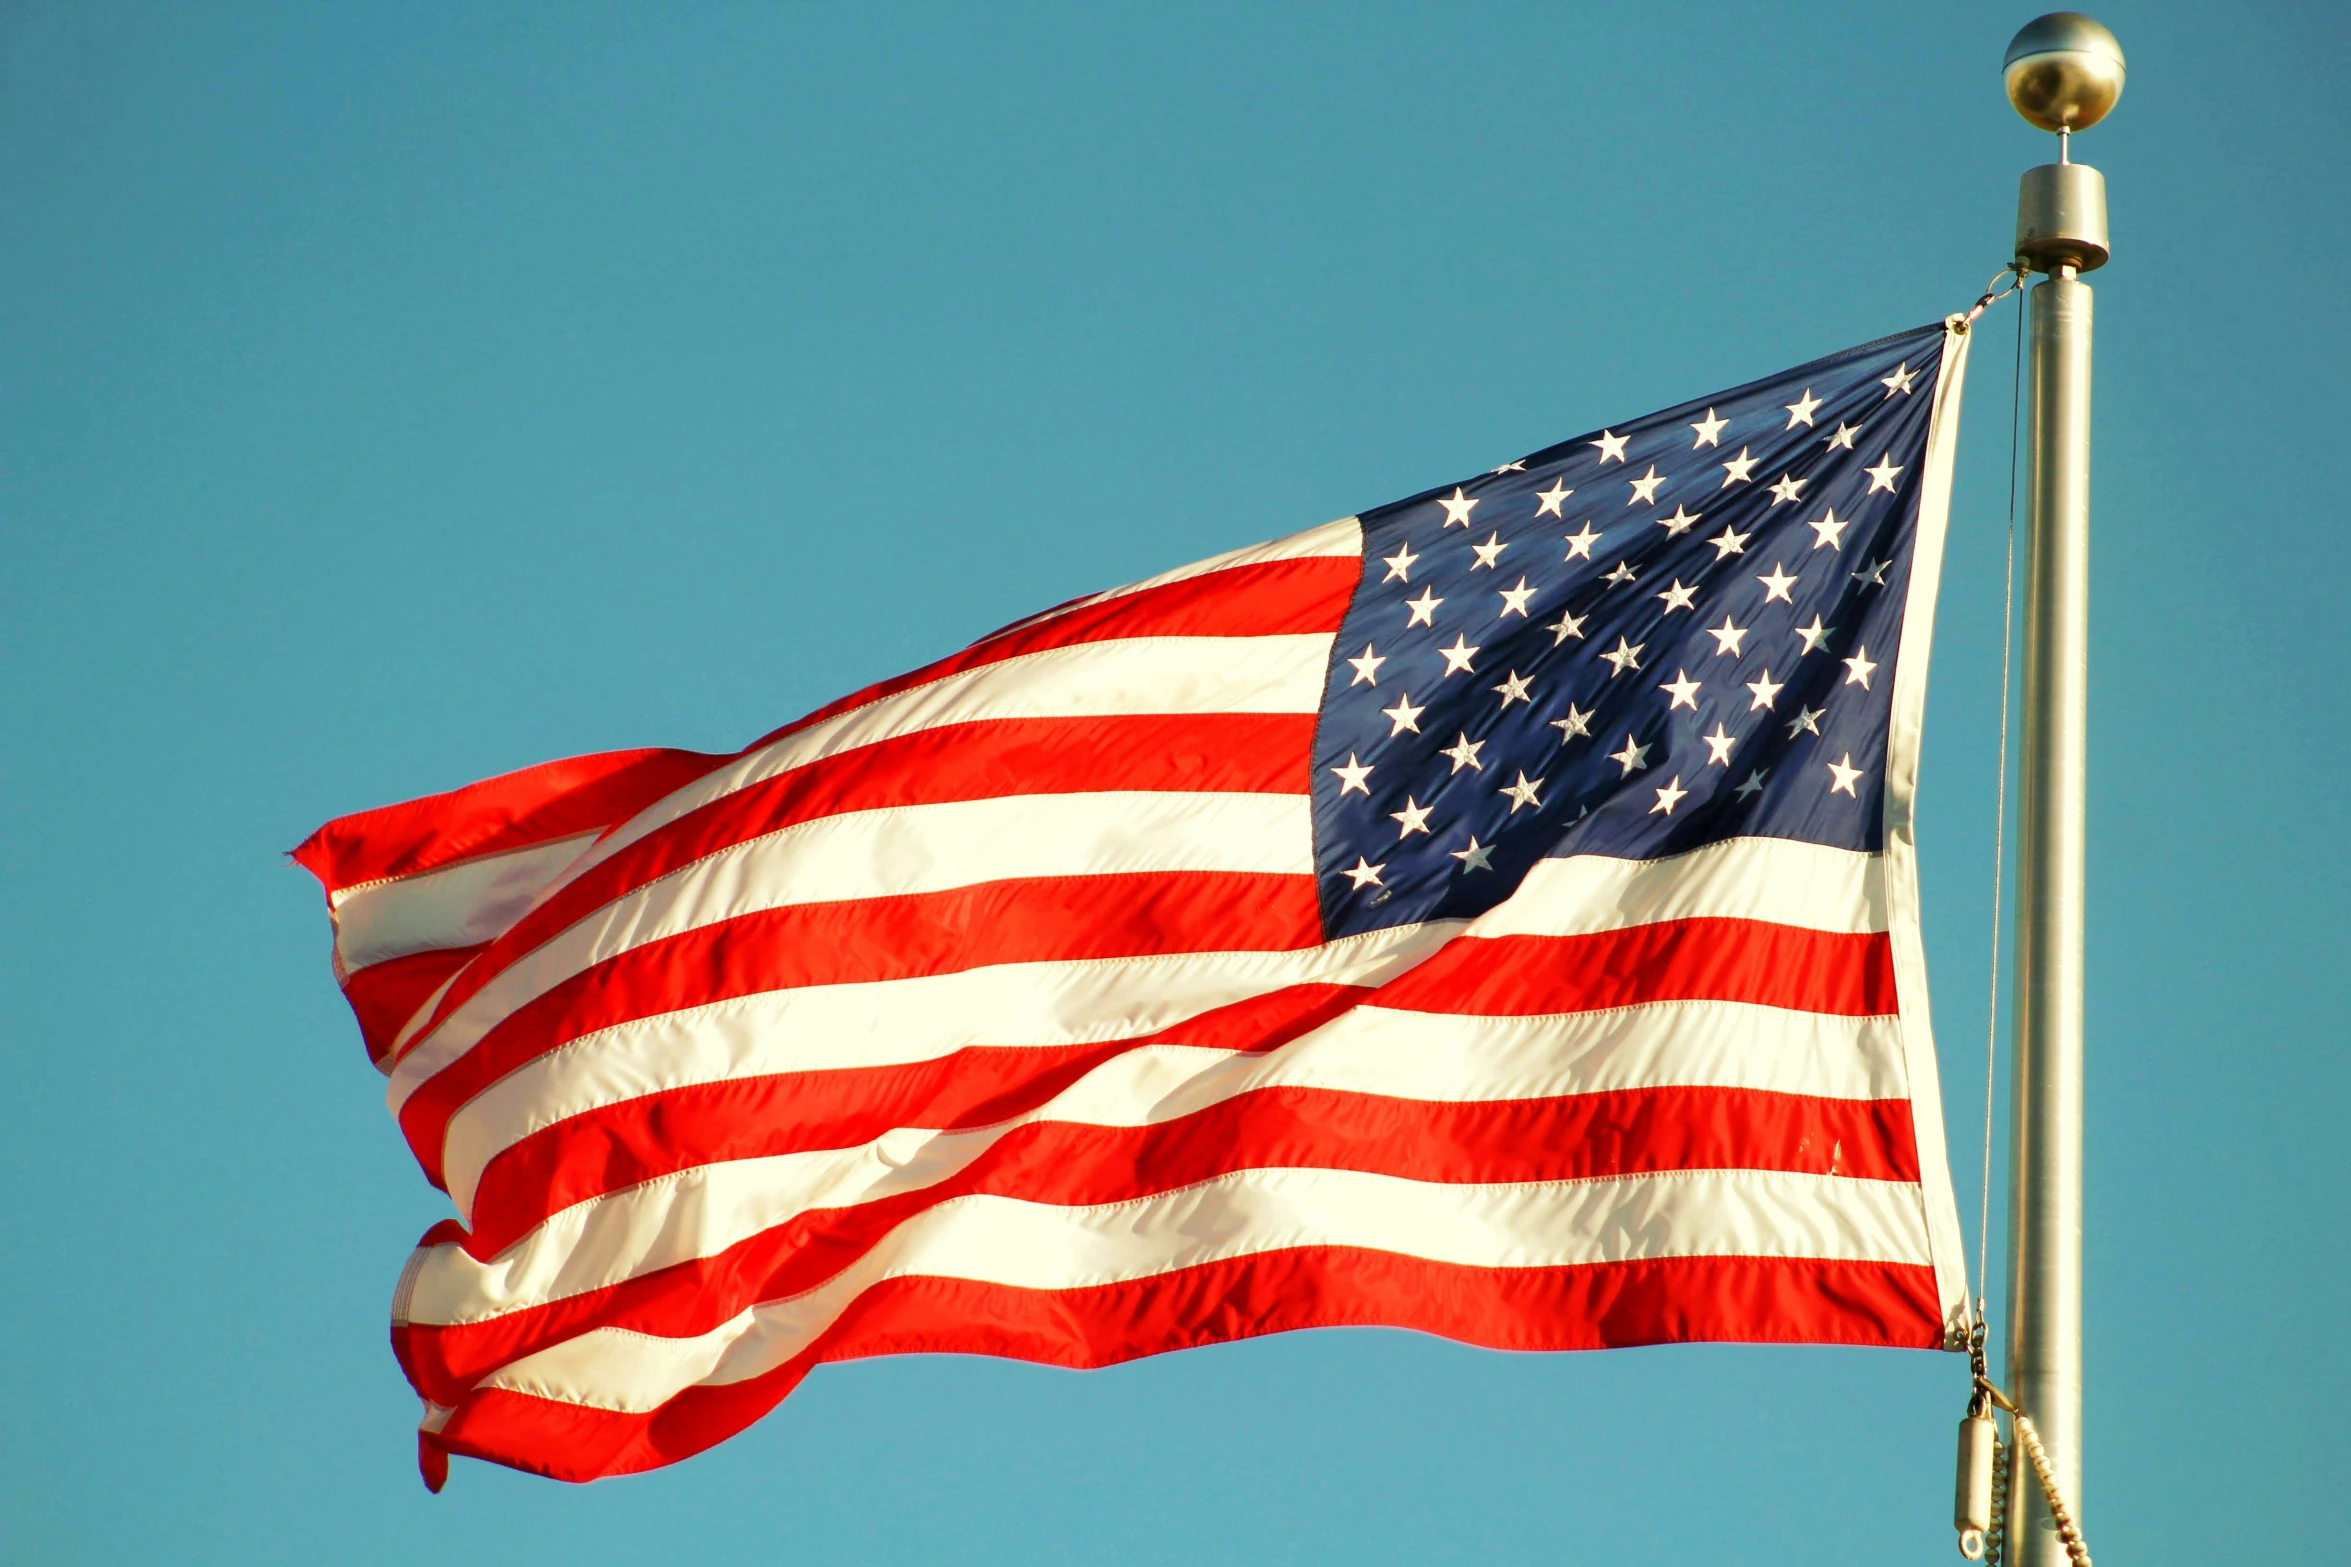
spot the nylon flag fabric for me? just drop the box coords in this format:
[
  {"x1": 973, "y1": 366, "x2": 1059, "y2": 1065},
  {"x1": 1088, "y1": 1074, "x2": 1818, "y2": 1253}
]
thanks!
[{"x1": 296, "y1": 320, "x2": 1976, "y2": 1488}]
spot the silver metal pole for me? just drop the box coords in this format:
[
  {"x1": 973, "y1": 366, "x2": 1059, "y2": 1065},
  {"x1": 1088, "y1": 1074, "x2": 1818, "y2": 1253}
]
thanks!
[
  {"x1": 1998, "y1": 15, "x2": 2122, "y2": 1565},
  {"x1": 2004, "y1": 260, "x2": 2091, "y2": 1567}
]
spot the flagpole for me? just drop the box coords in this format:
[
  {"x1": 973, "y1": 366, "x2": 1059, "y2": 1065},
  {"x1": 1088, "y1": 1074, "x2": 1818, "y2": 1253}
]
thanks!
[{"x1": 1998, "y1": 15, "x2": 2121, "y2": 1566}]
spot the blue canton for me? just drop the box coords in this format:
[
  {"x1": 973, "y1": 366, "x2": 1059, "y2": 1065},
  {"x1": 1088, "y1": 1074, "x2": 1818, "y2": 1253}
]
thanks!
[{"x1": 1311, "y1": 323, "x2": 1947, "y2": 939}]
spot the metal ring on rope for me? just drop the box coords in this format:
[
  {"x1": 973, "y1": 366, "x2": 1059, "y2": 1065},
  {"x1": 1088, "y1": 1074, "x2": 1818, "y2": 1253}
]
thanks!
[{"x1": 1956, "y1": 262, "x2": 2029, "y2": 331}]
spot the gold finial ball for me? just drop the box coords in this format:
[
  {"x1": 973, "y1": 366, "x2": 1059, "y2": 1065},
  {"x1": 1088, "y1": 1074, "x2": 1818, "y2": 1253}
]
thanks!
[{"x1": 2004, "y1": 13, "x2": 2126, "y2": 133}]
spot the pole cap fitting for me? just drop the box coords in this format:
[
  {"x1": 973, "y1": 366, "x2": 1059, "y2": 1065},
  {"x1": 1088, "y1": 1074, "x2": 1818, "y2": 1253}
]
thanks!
[
  {"x1": 2004, "y1": 13, "x2": 2126, "y2": 133},
  {"x1": 2016, "y1": 161, "x2": 2109, "y2": 273}
]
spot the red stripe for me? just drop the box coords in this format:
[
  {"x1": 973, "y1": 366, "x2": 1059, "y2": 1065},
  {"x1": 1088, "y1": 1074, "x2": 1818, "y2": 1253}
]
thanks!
[
  {"x1": 467, "y1": 984, "x2": 1365, "y2": 1252},
  {"x1": 293, "y1": 748, "x2": 727, "y2": 894},
  {"x1": 340, "y1": 945, "x2": 481, "y2": 1065},
  {"x1": 738, "y1": 555, "x2": 1357, "y2": 754},
  {"x1": 404, "y1": 903, "x2": 1883, "y2": 1194},
  {"x1": 411, "y1": 1250, "x2": 1943, "y2": 1484},
  {"x1": 466, "y1": 1057, "x2": 1915, "y2": 1260},
  {"x1": 410, "y1": 710, "x2": 1316, "y2": 1046},
  {"x1": 1376, "y1": 921, "x2": 1898, "y2": 1018},
  {"x1": 414, "y1": 1085, "x2": 1919, "y2": 1394},
  {"x1": 298, "y1": 556, "x2": 1350, "y2": 904},
  {"x1": 397, "y1": 870, "x2": 1328, "y2": 1189}
]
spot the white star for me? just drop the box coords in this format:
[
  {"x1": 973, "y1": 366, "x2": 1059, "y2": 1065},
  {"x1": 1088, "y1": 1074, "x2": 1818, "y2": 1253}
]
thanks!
[
  {"x1": 1746, "y1": 669, "x2": 1785, "y2": 710},
  {"x1": 1720, "y1": 448, "x2": 1759, "y2": 486},
  {"x1": 1535, "y1": 477, "x2": 1574, "y2": 518},
  {"x1": 1734, "y1": 767, "x2": 1769, "y2": 800},
  {"x1": 1451, "y1": 835, "x2": 1495, "y2": 872},
  {"x1": 1827, "y1": 753, "x2": 1865, "y2": 795},
  {"x1": 1591, "y1": 429, "x2": 1629, "y2": 464},
  {"x1": 1330, "y1": 754, "x2": 1373, "y2": 794},
  {"x1": 1439, "y1": 634, "x2": 1481, "y2": 675},
  {"x1": 1381, "y1": 691, "x2": 1426, "y2": 735},
  {"x1": 1403, "y1": 586, "x2": 1443, "y2": 626},
  {"x1": 1497, "y1": 577, "x2": 1537, "y2": 618},
  {"x1": 1881, "y1": 362, "x2": 1917, "y2": 398},
  {"x1": 1690, "y1": 407, "x2": 1728, "y2": 448},
  {"x1": 1608, "y1": 734, "x2": 1651, "y2": 775},
  {"x1": 1767, "y1": 473, "x2": 1806, "y2": 505},
  {"x1": 1650, "y1": 775, "x2": 1689, "y2": 815},
  {"x1": 1381, "y1": 542, "x2": 1418, "y2": 583},
  {"x1": 1826, "y1": 421, "x2": 1859, "y2": 450},
  {"x1": 1784, "y1": 387, "x2": 1823, "y2": 427},
  {"x1": 1628, "y1": 465, "x2": 1666, "y2": 505},
  {"x1": 1600, "y1": 635, "x2": 1645, "y2": 677},
  {"x1": 1492, "y1": 669, "x2": 1534, "y2": 709},
  {"x1": 1551, "y1": 703, "x2": 1594, "y2": 743},
  {"x1": 1500, "y1": 770, "x2": 1545, "y2": 812},
  {"x1": 1757, "y1": 562, "x2": 1799, "y2": 603},
  {"x1": 1441, "y1": 732, "x2": 1486, "y2": 772},
  {"x1": 1843, "y1": 645, "x2": 1878, "y2": 689},
  {"x1": 1702, "y1": 723, "x2": 1737, "y2": 765},
  {"x1": 1705, "y1": 615, "x2": 1749, "y2": 656},
  {"x1": 1439, "y1": 487, "x2": 1479, "y2": 528},
  {"x1": 1470, "y1": 532, "x2": 1507, "y2": 570},
  {"x1": 1563, "y1": 521, "x2": 1602, "y2": 560},
  {"x1": 1390, "y1": 796, "x2": 1434, "y2": 838},
  {"x1": 1786, "y1": 703, "x2": 1823, "y2": 738},
  {"x1": 1547, "y1": 607, "x2": 1587, "y2": 644},
  {"x1": 1853, "y1": 557, "x2": 1892, "y2": 589},
  {"x1": 1343, "y1": 856, "x2": 1386, "y2": 889},
  {"x1": 1602, "y1": 560, "x2": 1639, "y2": 588},
  {"x1": 1347, "y1": 644, "x2": 1385, "y2": 685},
  {"x1": 1707, "y1": 524, "x2": 1752, "y2": 559},
  {"x1": 1866, "y1": 454, "x2": 1904, "y2": 493},
  {"x1": 1794, "y1": 614, "x2": 1833, "y2": 654},
  {"x1": 1657, "y1": 504, "x2": 1703, "y2": 536},
  {"x1": 1656, "y1": 578, "x2": 1699, "y2": 614},
  {"x1": 1659, "y1": 669, "x2": 1702, "y2": 710},
  {"x1": 1491, "y1": 459, "x2": 1526, "y2": 474},
  {"x1": 1808, "y1": 507, "x2": 1850, "y2": 550}
]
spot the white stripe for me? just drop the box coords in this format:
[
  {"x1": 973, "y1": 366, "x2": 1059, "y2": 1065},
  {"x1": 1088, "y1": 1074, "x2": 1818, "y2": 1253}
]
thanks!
[
  {"x1": 437, "y1": 922, "x2": 1458, "y2": 1215},
  {"x1": 1036, "y1": 516, "x2": 1362, "y2": 620},
  {"x1": 385, "y1": 631, "x2": 1331, "y2": 1065},
  {"x1": 1884, "y1": 322, "x2": 1975, "y2": 1333},
  {"x1": 551, "y1": 631, "x2": 1335, "y2": 901},
  {"x1": 399, "y1": 828, "x2": 1869, "y2": 1120},
  {"x1": 423, "y1": 834, "x2": 1883, "y2": 1195},
  {"x1": 431, "y1": 1001, "x2": 1912, "y2": 1303},
  {"x1": 389, "y1": 787, "x2": 1313, "y2": 1105},
  {"x1": 1475, "y1": 837, "x2": 1883, "y2": 940},
  {"x1": 981, "y1": 517, "x2": 1362, "y2": 648},
  {"x1": 333, "y1": 832, "x2": 599, "y2": 972},
  {"x1": 443, "y1": 976, "x2": 1904, "y2": 1224},
  {"x1": 474, "y1": 1165, "x2": 1930, "y2": 1413},
  {"x1": 427, "y1": 1002, "x2": 1906, "y2": 1319}
]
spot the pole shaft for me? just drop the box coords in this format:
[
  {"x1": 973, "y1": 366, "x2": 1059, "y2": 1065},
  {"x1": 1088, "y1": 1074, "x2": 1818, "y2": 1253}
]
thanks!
[{"x1": 2003, "y1": 269, "x2": 2091, "y2": 1565}]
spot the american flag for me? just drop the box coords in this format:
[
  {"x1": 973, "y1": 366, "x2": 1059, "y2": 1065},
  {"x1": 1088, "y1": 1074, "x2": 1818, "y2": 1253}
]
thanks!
[{"x1": 297, "y1": 320, "x2": 1975, "y2": 1488}]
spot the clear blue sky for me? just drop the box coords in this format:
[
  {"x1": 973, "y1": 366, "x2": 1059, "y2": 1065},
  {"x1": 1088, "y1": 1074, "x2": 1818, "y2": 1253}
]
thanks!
[{"x1": 4, "y1": 3, "x2": 2343, "y2": 1561}]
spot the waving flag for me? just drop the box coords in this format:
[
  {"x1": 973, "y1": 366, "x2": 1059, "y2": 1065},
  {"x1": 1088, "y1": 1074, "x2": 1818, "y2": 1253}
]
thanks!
[{"x1": 298, "y1": 320, "x2": 1975, "y2": 1487}]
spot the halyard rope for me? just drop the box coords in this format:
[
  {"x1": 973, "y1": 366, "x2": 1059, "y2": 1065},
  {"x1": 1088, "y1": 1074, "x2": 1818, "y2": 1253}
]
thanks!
[
  {"x1": 1979, "y1": 261, "x2": 2027, "y2": 1312},
  {"x1": 1951, "y1": 269, "x2": 2090, "y2": 1567}
]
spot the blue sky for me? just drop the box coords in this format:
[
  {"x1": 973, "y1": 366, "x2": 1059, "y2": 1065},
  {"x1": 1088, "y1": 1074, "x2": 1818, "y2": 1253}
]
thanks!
[{"x1": 3, "y1": 3, "x2": 2344, "y2": 1561}]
